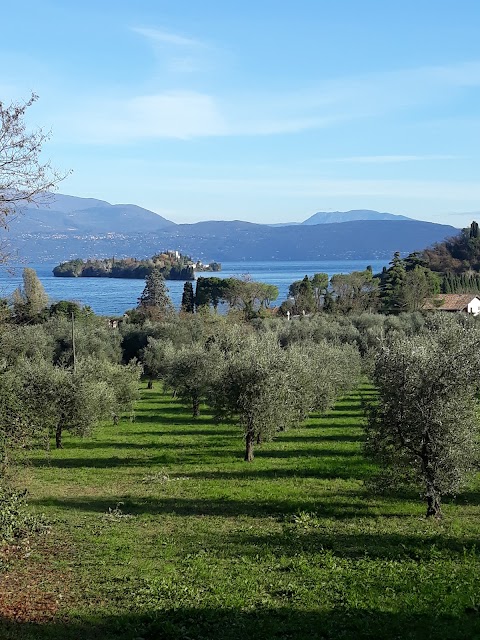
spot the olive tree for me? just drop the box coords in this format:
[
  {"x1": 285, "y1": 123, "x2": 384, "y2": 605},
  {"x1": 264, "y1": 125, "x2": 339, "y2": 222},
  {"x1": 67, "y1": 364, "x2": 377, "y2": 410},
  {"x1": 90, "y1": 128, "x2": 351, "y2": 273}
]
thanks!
[
  {"x1": 0, "y1": 356, "x2": 140, "y2": 451},
  {"x1": 210, "y1": 334, "x2": 291, "y2": 460},
  {"x1": 209, "y1": 332, "x2": 350, "y2": 461},
  {"x1": 365, "y1": 318, "x2": 480, "y2": 518},
  {"x1": 141, "y1": 337, "x2": 176, "y2": 389},
  {"x1": 7, "y1": 358, "x2": 114, "y2": 449},
  {"x1": 163, "y1": 342, "x2": 216, "y2": 418},
  {"x1": 76, "y1": 357, "x2": 141, "y2": 422},
  {"x1": 306, "y1": 341, "x2": 362, "y2": 413}
]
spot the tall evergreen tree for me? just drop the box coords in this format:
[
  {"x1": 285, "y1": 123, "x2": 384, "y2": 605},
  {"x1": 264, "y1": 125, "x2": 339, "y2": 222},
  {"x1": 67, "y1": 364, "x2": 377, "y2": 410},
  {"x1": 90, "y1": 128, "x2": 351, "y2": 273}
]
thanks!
[
  {"x1": 181, "y1": 281, "x2": 195, "y2": 313},
  {"x1": 380, "y1": 252, "x2": 406, "y2": 313},
  {"x1": 137, "y1": 268, "x2": 174, "y2": 317},
  {"x1": 296, "y1": 275, "x2": 316, "y2": 314},
  {"x1": 323, "y1": 290, "x2": 335, "y2": 313}
]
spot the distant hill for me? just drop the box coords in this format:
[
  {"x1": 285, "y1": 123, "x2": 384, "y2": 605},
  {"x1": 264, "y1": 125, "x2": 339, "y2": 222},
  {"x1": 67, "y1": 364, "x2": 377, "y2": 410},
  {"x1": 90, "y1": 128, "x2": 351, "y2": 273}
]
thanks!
[
  {"x1": 2, "y1": 192, "x2": 459, "y2": 263},
  {"x1": 11, "y1": 194, "x2": 176, "y2": 234},
  {"x1": 302, "y1": 210, "x2": 412, "y2": 225},
  {"x1": 170, "y1": 220, "x2": 457, "y2": 261}
]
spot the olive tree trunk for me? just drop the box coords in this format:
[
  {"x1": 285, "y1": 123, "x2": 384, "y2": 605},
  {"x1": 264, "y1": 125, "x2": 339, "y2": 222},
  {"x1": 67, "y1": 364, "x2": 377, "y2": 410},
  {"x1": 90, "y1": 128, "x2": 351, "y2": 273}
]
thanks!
[
  {"x1": 426, "y1": 489, "x2": 442, "y2": 518},
  {"x1": 192, "y1": 395, "x2": 200, "y2": 418},
  {"x1": 55, "y1": 423, "x2": 63, "y2": 449},
  {"x1": 245, "y1": 428, "x2": 254, "y2": 462}
]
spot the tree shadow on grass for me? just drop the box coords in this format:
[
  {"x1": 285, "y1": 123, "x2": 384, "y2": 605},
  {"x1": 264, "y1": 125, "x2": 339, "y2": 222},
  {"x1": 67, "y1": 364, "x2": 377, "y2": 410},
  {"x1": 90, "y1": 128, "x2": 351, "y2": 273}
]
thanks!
[
  {"x1": 60, "y1": 439, "x2": 235, "y2": 451},
  {"x1": 30, "y1": 494, "x2": 387, "y2": 520},
  {"x1": 127, "y1": 428, "x2": 236, "y2": 437},
  {"x1": 322, "y1": 402, "x2": 364, "y2": 413},
  {"x1": 320, "y1": 410, "x2": 365, "y2": 418},
  {"x1": 445, "y1": 490, "x2": 480, "y2": 506},
  {"x1": 276, "y1": 434, "x2": 364, "y2": 443},
  {"x1": 183, "y1": 461, "x2": 373, "y2": 480},
  {"x1": 28, "y1": 456, "x2": 370, "y2": 479},
  {"x1": 28, "y1": 447, "x2": 243, "y2": 469},
  {"x1": 254, "y1": 448, "x2": 360, "y2": 459},
  {"x1": 301, "y1": 421, "x2": 365, "y2": 433},
  {"x1": 132, "y1": 414, "x2": 216, "y2": 426},
  {"x1": 57, "y1": 442, "x2": 359, "y2": 458},
  {"x1": 226, "y1": 528, "x2": 480, "y2": 561},
  {"x1": 1, "y1": 606, "x2": 478, "y2": 640}
]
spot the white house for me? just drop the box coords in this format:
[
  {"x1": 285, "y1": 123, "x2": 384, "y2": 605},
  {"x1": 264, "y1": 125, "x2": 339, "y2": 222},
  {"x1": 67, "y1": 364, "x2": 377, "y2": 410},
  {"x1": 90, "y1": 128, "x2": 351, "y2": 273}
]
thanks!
[{"x1": 423, "y1": 294, "x2": 480, "y2": 316}]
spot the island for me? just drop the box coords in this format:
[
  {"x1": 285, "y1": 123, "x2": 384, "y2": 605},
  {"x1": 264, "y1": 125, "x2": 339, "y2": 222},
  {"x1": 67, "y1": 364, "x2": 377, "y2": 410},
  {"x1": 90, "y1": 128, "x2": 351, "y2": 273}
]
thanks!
[{"x1": 53, "y1": 251, "x2": 221, "y2": 280}]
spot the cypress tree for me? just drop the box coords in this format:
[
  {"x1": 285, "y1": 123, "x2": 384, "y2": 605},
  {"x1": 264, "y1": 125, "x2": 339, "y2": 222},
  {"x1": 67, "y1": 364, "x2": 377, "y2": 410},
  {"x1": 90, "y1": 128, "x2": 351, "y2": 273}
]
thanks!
[
  {"x1": 181, "y1": 281, "x2": 195, "y2": 313},
  {"x1": 323, "y1": 290, "x2": 335, "y2": 313},
  {"x1": 442, "y1": 274, "x2": 450, "y2": 294},
  {"x1": 380, "y1": 252, "x2": 406, "y2": 313}
]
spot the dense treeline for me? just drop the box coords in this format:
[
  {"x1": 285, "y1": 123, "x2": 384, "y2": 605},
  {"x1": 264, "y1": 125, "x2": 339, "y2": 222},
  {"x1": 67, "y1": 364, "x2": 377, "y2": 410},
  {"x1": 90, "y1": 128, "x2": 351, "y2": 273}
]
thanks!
[
  {"x1": 283, "y1": 226, "x2": 480, "y2": 315},
  {"x1": 423, "y1": 221, "x2": 480, "y2": 274},
  {"x1": 53, "y1": 252, "x2": 221, "y2": 280},
  {"x1": 193, "y1": 277, "x2": 278, "y2": 315},
  {"x1": 277, "y1": 224, "x2": 480, "y2": 316}
]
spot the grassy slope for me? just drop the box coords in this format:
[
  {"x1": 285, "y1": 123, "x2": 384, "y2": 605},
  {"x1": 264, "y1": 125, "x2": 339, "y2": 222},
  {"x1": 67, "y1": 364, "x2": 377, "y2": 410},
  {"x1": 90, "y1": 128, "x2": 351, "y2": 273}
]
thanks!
[{"x1": 2, "y1": 384, "x2": 480, "y2": 639}]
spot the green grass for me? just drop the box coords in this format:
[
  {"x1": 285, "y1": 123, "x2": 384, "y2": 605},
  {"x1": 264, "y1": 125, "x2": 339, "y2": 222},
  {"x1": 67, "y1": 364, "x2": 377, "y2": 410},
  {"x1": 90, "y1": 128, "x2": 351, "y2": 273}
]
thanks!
[{"x1": 2, "y1": 384, "x2": 480, "y2": 639}]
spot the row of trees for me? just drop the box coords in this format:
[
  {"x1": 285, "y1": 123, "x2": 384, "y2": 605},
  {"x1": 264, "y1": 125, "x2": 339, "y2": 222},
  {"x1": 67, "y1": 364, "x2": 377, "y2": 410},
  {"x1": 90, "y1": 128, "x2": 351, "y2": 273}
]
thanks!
[
  {"x1": 3, "y1": 267, "x2": 479, "y2": 521},
  {"x1": 282, "y1": 227, "x2": 480, "y2": 315},
  {"x1": 0, "y1": 313, "x2": 140, "y2": 463},
  {"x1": 8, "y1": 262, "x2": 479, "y2": 519},
  {"x1": 134, "y1": 269, "x2": 279, "y2": 321},
  {"x1": 283, "y1": 256, "x2": 442, "y2": 316},
  {"x1": 141, "y1": 324, "x2": 361, "y2": 461}
]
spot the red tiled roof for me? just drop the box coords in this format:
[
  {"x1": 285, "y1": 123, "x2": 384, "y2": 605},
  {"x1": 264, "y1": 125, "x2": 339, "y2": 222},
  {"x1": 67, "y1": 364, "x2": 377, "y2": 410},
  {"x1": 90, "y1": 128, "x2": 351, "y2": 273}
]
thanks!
[{"x1": 423, "y1": 294, "x2": 480, "y2": 311}]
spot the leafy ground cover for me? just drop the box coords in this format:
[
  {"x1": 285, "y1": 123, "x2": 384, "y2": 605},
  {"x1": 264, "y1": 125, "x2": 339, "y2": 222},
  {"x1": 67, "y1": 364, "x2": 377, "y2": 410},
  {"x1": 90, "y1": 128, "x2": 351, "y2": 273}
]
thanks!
[{"x1": 1, "y1": 384, "x2": 479, "y2": 639}]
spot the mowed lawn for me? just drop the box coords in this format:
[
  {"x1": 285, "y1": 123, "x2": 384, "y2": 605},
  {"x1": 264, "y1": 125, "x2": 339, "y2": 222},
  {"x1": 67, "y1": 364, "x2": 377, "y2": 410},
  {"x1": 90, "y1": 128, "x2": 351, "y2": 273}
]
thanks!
[{"x1": 2, "y1": 384, "x2": 480, "y2": 639}]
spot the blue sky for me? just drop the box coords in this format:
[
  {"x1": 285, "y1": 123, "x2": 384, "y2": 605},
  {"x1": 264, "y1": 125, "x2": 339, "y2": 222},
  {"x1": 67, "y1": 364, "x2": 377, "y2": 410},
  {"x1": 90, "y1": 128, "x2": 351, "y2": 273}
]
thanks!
[{"x1": 3, "y1": 0, "x2": 480, "y2": 225}]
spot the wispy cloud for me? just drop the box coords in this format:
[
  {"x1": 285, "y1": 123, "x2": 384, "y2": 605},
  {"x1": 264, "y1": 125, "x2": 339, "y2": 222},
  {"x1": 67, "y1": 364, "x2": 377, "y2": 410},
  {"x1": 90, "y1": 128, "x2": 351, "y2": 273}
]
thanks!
[
  {"x1": 132, "y1": 26, "x2": 209, "y2": 74},
  {"x1": 58, "y1": 91, "x2": 227, "y2": 142},
  {"x1": 323, "y1": 154, "x2": 461, "y2": 164},
  {"x1": 56, "y1": 59, "x2": 480, "y2": 142},
  {"x1": 132, "y1": 27, "x2": 203, "y2": 48},
  {"x1": 158, "y1": 176, "x2": 480, "y2": 202}
]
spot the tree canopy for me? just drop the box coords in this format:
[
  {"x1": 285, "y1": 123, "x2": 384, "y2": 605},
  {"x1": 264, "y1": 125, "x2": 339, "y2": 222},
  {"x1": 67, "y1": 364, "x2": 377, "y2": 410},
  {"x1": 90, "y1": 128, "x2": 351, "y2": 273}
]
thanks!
[{"x1": 365, "y1": 316, "x2": 480, "y2": 517}]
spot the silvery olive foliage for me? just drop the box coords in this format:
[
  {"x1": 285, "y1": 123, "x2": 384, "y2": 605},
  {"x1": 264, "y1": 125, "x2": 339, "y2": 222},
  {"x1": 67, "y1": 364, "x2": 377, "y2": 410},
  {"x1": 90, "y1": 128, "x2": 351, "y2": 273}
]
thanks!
[{"x1": 365, "y1": 316, "x2": 480, "y2": 517}]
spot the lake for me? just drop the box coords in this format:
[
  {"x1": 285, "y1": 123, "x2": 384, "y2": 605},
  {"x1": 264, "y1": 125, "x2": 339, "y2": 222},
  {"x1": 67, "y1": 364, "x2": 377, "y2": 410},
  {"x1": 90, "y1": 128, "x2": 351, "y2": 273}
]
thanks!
[{"x1": 0, "y1": 260, "x2": 388, "y2": 316}]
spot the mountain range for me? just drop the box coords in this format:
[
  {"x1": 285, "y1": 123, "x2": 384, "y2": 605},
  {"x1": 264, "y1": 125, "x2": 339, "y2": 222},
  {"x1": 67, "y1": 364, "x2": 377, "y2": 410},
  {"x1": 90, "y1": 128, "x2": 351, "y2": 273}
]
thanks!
[{"x1": 5, "y1": 193, "x2": 458, "y2": 263}]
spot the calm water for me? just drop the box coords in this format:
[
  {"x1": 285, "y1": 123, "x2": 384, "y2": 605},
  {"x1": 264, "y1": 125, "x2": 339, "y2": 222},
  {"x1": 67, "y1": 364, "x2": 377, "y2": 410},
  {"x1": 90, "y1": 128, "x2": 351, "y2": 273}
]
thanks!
[{"x1": 0, "y1": 260, "x2": 388, "y2": 316}]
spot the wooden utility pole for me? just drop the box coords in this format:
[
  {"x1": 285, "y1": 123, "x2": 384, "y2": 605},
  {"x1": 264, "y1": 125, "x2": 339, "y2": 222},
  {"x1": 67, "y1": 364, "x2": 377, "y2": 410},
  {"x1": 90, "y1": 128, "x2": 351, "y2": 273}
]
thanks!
[{"x1": 71, "y1": 312, "x2": 76, "y2": 373}]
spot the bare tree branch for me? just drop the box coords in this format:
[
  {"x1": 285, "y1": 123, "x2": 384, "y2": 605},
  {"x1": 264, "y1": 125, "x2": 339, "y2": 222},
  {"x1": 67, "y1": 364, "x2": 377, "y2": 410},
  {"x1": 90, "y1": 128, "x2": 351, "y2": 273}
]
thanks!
[{"x1": 0, "y1": 93, "x2": 69, "y2": 234}]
